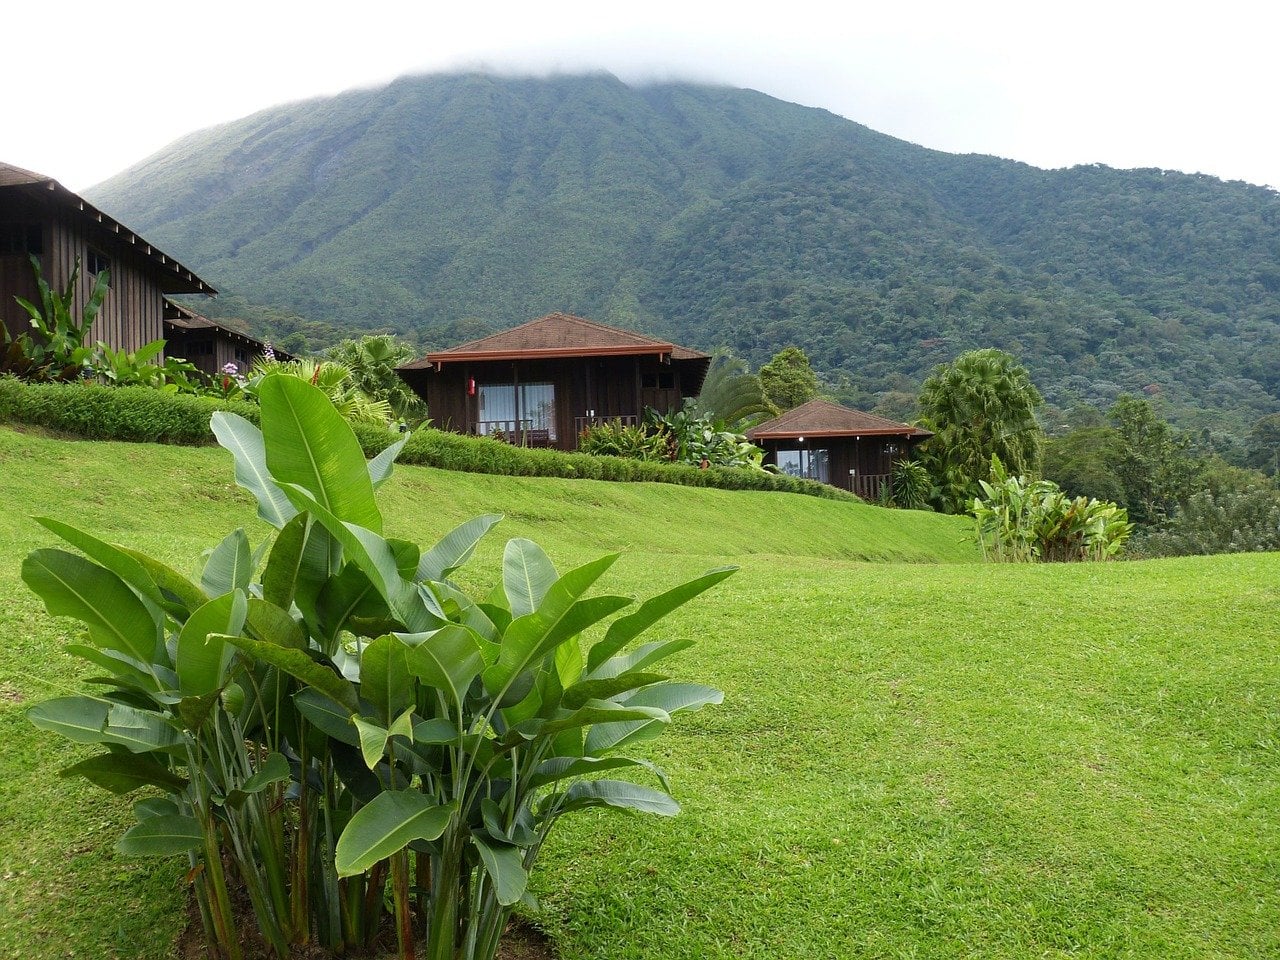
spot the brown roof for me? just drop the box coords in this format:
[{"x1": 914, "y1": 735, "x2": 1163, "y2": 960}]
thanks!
[
  {"x1": 400, "y1": 313, "x2": 709, "y2": 368},
  {"x1": 747, "y1": 399, "x2": 932, "y2": 440},
  {"x1": 0, "y1": 161, "x2": 216, "y2": 296},
  {"x1": 162, "y1": 298, "x2": 292, "y2": 359}
]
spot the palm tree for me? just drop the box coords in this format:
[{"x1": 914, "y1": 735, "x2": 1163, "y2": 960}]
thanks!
[
  {"x1": 917, "y1": 348, "x2": 1044, "y2": 512},
  {"x1": 685, "y1": 350, "x2": 775, "y2": 429},
  {"x1": 326, "y1": 334, "x2": 427, "y2": 423}
]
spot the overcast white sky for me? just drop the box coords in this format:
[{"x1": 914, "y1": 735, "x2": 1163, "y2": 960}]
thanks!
[{"x1": 4, "y1": 1, "x2": 1278, "y2": 192}]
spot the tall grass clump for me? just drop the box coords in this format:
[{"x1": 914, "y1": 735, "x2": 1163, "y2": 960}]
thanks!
[{"x1": 21, "y1": 374, "x2": 731, "y2": 960}]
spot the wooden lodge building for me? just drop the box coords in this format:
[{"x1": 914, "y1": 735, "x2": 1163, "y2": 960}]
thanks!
[
  {"x1": 397, "y1": 313, "x2": 711, "y2": 450},
  {"x1": 747, "y1": 399, "x2": 932, "y2": 499},
  {"x1": 1, "y1": 161, "x2": 275, "y2": 372}
]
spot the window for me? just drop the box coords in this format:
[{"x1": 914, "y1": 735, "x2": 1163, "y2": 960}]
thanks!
[
  {"x1": 642, "y1": 370, "x2": 676, "y2": 390},
  {"x1": 478, "y1": 382, "x2": 556, "y2": 440},
  {"x1": 0, "y1": 224, "x2": 42, "y2": 256},
  {"x1": 775, "y1": 448, "x2": 829, "y2": 483},
  {"x1": 86, "y1": 247, "x2": 110, "y2": 276}
]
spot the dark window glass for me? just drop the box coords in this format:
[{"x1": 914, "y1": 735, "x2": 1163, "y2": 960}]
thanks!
[
  {"x1": 775, "y1": 448, "x2": 830, "y2": 483},
  {"x1": 86, "y1": 247, "x2": 110, "y2": 275},
  {"x1": 0, "y1": 223, "x2": 42, "y2": 255}
]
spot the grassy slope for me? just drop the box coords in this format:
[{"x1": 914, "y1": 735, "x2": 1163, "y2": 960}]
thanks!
[{"x1": 1, "y1": 427, "x2": 1277, "y2": 959}]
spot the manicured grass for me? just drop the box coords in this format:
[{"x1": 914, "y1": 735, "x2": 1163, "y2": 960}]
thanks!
[{"x1": 1, "y1": 426, "x2": 1277, "y2": 958}]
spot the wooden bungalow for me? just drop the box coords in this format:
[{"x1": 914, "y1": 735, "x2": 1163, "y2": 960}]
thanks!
[
  {"x1": 397, "y1": 313, "x2": 711, "y2": 450},
  {"x1": 1, "y1": 161, "x2": 216, "y2": 355},
  {"x1": 747, "y1": 399, "x2": 932, "y2": 499},
  {"x1": 163, "y1": 298, "x2": 292, "y2": 376}
]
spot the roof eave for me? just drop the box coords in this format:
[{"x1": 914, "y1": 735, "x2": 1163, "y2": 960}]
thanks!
[{"x1": 424, "y1": 344, "x2": 676, "y2": 365}]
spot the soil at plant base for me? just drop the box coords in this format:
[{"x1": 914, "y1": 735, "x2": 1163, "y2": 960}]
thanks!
[{"x1": 175, "y1": 894, "x2": 556, "y2": 960}]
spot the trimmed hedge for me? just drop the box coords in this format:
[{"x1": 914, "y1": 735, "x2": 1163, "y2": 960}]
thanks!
[{"x1": 0, "y1": 377, "x2": 856, "y2": 502}]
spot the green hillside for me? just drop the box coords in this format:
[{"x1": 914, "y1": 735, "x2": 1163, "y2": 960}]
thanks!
[
  {"x1": 85, "y1": 73, "x2": 1280, "y2": 440},
  {"x1": 3, "y1": 427, "x2": 1278, "y2": 959}
]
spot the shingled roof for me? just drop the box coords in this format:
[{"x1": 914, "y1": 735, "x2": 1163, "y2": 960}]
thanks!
[
  {"x1": 162, "y1": 298, "x2": 293, "y2": 360},
  {"x1": 0, "y1": 161, "x2": 215, "y2": 295},
  {"x1": 400, "y1": 313, "x2": 709, "y2": 368},
  {"x1": 747, "y1": 399, "x2": 932, "y2": 440}
]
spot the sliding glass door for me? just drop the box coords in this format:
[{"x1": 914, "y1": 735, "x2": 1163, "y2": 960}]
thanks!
[
  {"x1": 775, "y1": 448, "x2": 830, "y2": 483},
  {"x1": 477, "y1": 382, "x2": 557, "y2": 440}
]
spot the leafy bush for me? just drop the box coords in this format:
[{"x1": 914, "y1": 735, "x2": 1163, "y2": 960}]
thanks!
[
  {"x1": 4, "y1": 254, "x2": 107, "y2": 381},
  {"x1": 578, "y1": 419, "x2": 668, "y2": 460},
  {"x1": 94, "y1": 338, "x2": 205, "y2": 394},
  {"x1": 245, "y1": 358, "x2": 395, "y2": 426},
  {"x1": 889, "y1": 460, "x2": 932, "y2": 510},
  {"x1": 645, "y1": 408, "x2": 764, "y2": 469},
  {"x1": 1133, "y1": 486, "x2": 1280, "y2": 556},
  {"x1": 971, "y1": 456, "x2": 1132, "y2": 562},
  {"x1": 22, "y1": 377, "x2": 732, "y2": 960}
]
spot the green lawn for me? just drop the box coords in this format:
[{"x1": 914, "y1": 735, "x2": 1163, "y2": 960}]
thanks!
[{"x1": 1, "y1": 426, "x2": 1276, "y2": 959}]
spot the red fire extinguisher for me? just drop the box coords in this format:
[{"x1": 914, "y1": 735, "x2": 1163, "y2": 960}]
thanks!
[{"x1": 467, "y1": 377, "x2": 476, "y2": 396}]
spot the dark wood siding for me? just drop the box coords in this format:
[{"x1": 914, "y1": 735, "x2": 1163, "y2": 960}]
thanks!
[
  {"x1": 760, "y1": 435, "x2": 925, "y2": 494},
  {"x1": 403, "y1": 353, "x2": 692, "y2": 450}
]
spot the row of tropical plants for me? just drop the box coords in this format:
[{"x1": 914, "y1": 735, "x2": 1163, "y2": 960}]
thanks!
[
  {"x1": 22, "y1": 374, "x2": 731, "y2": 960},
  {"x1": 579, "y1": 408, "x2": 765, "y2": 470},
  {"x1": 970, "y1": 456, "x2": 1133, "y2": 561}
]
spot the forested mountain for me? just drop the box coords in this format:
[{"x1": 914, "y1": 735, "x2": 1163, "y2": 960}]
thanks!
[{"x1": 86, "y1": 72, "x2": 1280, "y2": 439}]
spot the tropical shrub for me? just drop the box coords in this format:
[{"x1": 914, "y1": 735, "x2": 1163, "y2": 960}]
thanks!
[
  {"x1": 326, "y1": 334, "x2": 428, "y2": 423},
  {"x1": 94, "y1": 338, "x2": 204, "y2": 394},
  {"x1": 578, "y1": 418, "x2": 668, "y2": 460},
  {"x1": 685, "y1": 350, "x2": 774, "y2": 428},
  {"x1": 22, "y1": 377, "x2": 731, "y2": 960},
  {"x1": 971, "y1": 456, "x2": 1132, "y2": 562},
  {"x1": 246, "y1": 357, "x2": 395, "y2": 426},
  {"x1": 645, "y1": 408, "x2": 764, "y2": 469},
  {"x1": 889, "y1": 460, "x2": 932, "y2": 510},
  {"x1": 5, "y1": 254, "x2": 108, "y2": 381}
]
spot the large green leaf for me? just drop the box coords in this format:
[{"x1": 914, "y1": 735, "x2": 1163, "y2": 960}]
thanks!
[
  {"x1": 210, "y1": 412, "x2": 297, "y2": 529},
  {"x1": 101, "y1": 703, "x2": 184, "y2": 754},
  {"x1": 262, "y1": 512, "x2": 308, "y2": 609},
  {"x1": 584, "y1": 682, "x2": 722, "y2": 755},
  {"x1": 201, "y1": 529, "x2": 252, "y2": 598},
  {"x1": 245, "y1": 598, "x2": 306, "y2": 650},
  {"x1": 554, "y1": 779, "x2": 679, "y2": 817},
  {"x1": 34, "y1": 517, "x2": 167, "y2": 608},
  {"x1": 176, "y1": 591, "x2": 247, "y2": 696},
  {"x1": 61, "y1": 751, "x2": 188, "y2": 795},
  {"x1": 511, "y1": 699, "x2": 669, "y2": 742},
  {"x1": 561, "y1": 672, "x2": 665, "y2": 709},
  {"x1": 117, "y1": 814, "x2": 203, "y2": 857},
  {"x1": 588, "y1": 638, "x2": 694, "y2": 681},
  {"x1": 334, "y1": 791, "x2": 453, "y2": 877},
  {"x1": 294, "y1": 688, "x2": 360, "y2": 745},
  {"x1": 526, "y1": 755, "x2": 652, "y2": 790},
  {"x1": 22, "y1": 549, "x2": 161, "y2": 664},
  {"x1": 225, "y1": 635, "x2": 359, "y2": 712},
  {"x1": 28, "y1": 696, "x2": 110, "y2": 744},
  {"x1": 502, "y1": 539, "x2": 558, "y2": 616},
  {"x1": 259, "y1": 375, "x2": 382, "y2": 532},
  {"x1": 65, "y1": 644, "x2": 166, "y2": 692},
  {"x1": 361, "y1": 634, "x2": 414, "y2": 724},
  {"x1": 418, "y1": 514, "x2": 503, "y2": 582},
  {"x1": 367, "y1": 435, "x2": 407, "y2": 490},
  {"x1": 403, "y1": 626, "x2": 485, "y2": 707},
  {"x1": 473, "y1": 834, "x2": 528, "y2": 906},
  {"x1": 119, "y1": 548, "x2": 206, "y2": 614},
  {"x1": 587, "y1": 567, "x2": 736, "y2": 671}
]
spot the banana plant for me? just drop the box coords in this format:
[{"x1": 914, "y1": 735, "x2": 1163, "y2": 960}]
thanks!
[
  {"x1": 12, "y1": 254, "x2": 108, "y2": 381},
  {"x1": 24, "y1": 375, "x2": 731, "y2": 960}
]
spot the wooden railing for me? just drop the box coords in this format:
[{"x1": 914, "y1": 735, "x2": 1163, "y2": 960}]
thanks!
[
  {"x1": 574, "y1": 415, "x2": 639, "y2": 436},
  {"x1": 852, "y1": 473, "x2": 889, "y2": 500},
  {"x1": 476, "y1": 420, "x2": 553, "y2": 447}
]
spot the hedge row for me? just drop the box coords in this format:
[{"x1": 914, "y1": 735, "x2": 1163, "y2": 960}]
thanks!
[{"x1": 0, "y1": 378, "x2": 855, "y2": 502}]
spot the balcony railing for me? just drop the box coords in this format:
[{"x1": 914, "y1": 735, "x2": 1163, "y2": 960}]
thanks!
[
  {"x1": 574, "y1": 415, "x2": 639, "y2": 436},
  {"x1": 852, "y1": 473, "x2": 889, "y2": 501},
  {"x1": 476, "y1": 420, "x2": 553, "y2": 447}
]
